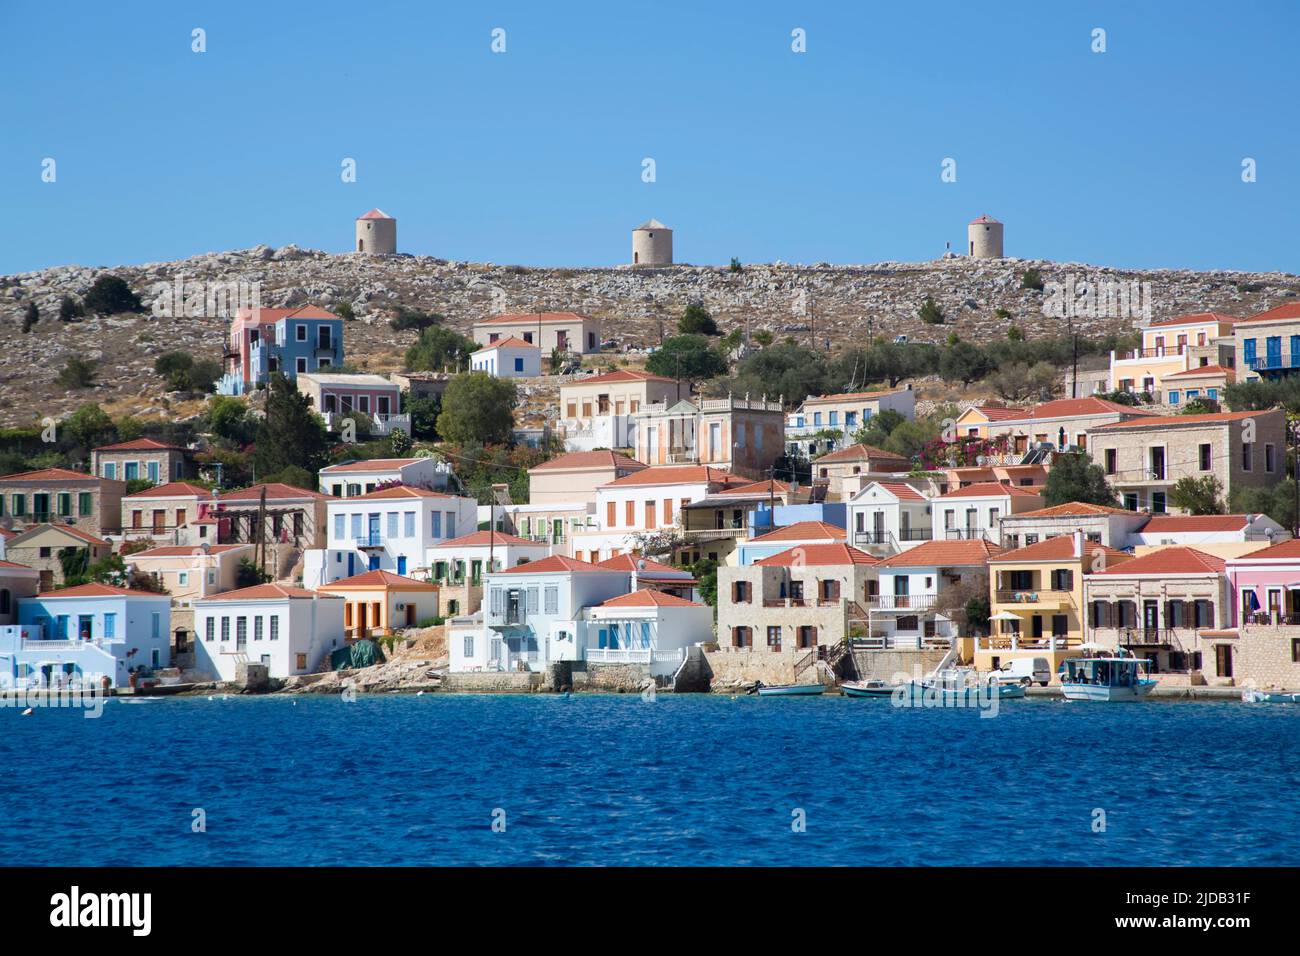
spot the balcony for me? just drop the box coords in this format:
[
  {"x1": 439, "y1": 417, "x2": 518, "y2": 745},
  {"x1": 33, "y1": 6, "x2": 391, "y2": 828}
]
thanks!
[
  {"x1": 1247, "y1": 354, "x2": 1300, "y2": 373},
  {"x1": 586, "y1": 647, "x2": 684, "y2": 665},
  {"x1": 354, "y1": 534, "x2": 384, "y2": 549},
  {"x1": 1114, "y1": 346, "x2": 1188, "y2": 362},
  {"x1": 938, "y1": 528, "x2": 993, "y2": 541},
  {"x1": 994, "y1": 589, "x2": 1075, "y2": 609},
  {"x1": 975, "y1": 633, "x2": 1077, "y2": 651},
  {"x1": 867, "y1": 594, "x2": 938, "y2": 611}
]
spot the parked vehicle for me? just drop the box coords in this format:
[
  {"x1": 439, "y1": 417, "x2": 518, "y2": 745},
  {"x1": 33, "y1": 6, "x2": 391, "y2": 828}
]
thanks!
[{"x1": 988, "y1": 657, "x2": 1051, "y2": 687}]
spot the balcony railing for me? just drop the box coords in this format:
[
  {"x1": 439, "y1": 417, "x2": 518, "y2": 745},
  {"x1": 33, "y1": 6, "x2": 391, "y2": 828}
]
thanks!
[
  {"x1": 938, "y1": 527, "x2": 992, "y2": 541},
  {"x1": 354, "y1": 534, "x2": 384, "y2": 548},
  {"x1": 1247, "y1": 354, "x2": 1300, "y2": 372},
  {"x1": 995, "y1": 589, "x2": 1075, "y2": 607},
  {"x1": 975, "y1": 633, "x2": 1076, "y2": 651},
  {"x1": 867, "y1": 594, "x2": 937, "y2": 611},
  {"x1": 586, "y1": 647, "x2": 684, "y2": 665}
]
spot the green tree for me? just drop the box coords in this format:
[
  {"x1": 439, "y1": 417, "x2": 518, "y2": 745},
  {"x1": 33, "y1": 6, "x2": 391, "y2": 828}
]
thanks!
[
  {"x1": 253, "y1": 373, "x2": 330, "y2": 478},
  {"x1": 59, "y1": 295, "x2": 84, "y2": 322},
  {"x1": 436, "y1": 373, "x2": 518, "y2": 445},
  {"x1": 23, "y1": 301, "x2": 38, "y2": 333},
  {"x1": 407, "y1": 395, "x2": 442, "y2": 441},
  {"x1": 390, "y1": 307, "x2": 444, "y2": 333},
  {"x1": 1043, "y1": 453, "x2": 1119, "y2": 507},
  {"x1": 1020, "y1": 267, "x2": 1044, "y2": 291},
  {"x1": 918, "y1": 295, "x2": 945, "y2": 325},
  {"x1": 1170, "y1": 475, "x2": 1226, "y2": 515},
  {"x1": 1232, "y1": 480, "x2": 1296, "y2": 532},
  {"x1": 1181, "y1": 397, "x2": 1221, "y2": 415},
  {"x1": 852, "y1": 408, "x2": 907, "y2": 448},
  {"x1": 939, "y1": 340, "x2": 994, "y2": 385},
  {"x1": 335, "y1": 301, "x2": 355, "y2": 321},
  {"x1": 645, "y1": 335, "x2": 728, "y2": 383},
  {"x1": 64, "y1": 403, "x2": 116, "y2": 449},
  {"x1": 729, "y1": 257, "x2": 743, "y2": 274},
  {"x1": 389, "y1": 427, "x2": 412, "y2": 455},
  {"x1": 965, "y1": 596, "x2": 991, "y2": 634},
  {"x1": 692, "y1": 558, "x2": 719, "y2": 608},
  {"x1": 260, "y1": 464, "x2": 317, "y2": 490},
  {"x1": 752, "y1": 329, "x2": 774, "y2": 348},
  {"x1": 678, "y1": 302, "x2": 719, "y2": 336},
  {"x1": 404, "y1": 325, "x2": 477, "y2": 372},
  {"x1": 154, "y1": 351, "x2": 220, "y2": 392},
  {"x1": 205, "y1": 395, "x2": 255, "y2": 444},
  {"x1": 236, "y1": 557, "x2": 271, "y2": 589},
  {"x1": 56, "y1": 357, "x2": 98, "y2": 389},
  {"x1": 82, "y1": 274, "x2": 144, "y2": 314}
]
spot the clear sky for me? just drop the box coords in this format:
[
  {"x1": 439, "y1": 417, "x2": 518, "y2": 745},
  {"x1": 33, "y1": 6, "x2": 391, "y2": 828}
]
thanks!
[{"x1": 1, "y1": 1, "x2": 1296, "y2": 274}]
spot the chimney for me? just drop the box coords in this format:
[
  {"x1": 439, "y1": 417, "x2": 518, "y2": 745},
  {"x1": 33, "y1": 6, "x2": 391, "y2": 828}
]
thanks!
[{"x1": 1073, "y1": 529, "x2": 1084, "y2": 558}]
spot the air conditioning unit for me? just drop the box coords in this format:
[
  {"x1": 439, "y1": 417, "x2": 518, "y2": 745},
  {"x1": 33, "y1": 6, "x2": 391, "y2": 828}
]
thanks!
[{"x1": 396, "y1": 603, "x2": 406, "y2": 611}]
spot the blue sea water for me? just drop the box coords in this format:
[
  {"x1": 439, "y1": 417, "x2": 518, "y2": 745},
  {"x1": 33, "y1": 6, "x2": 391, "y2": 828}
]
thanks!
[{"x1": 2, "y1": 693, "x2": 1297, "y2": 866}]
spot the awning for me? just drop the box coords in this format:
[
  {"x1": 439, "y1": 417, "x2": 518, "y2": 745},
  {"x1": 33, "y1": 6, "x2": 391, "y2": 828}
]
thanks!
[{"x1": 990, "y1": 611, "x2": 1022, "y2": 622}]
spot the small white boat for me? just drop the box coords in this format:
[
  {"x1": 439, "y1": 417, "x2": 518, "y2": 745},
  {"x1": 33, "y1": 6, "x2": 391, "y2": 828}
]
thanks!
[
  {"x1": 754, "y1": 682, "x2": 826, "y2": 697},
  {"x1": 117, "y1": 697, "x2": 164, "y2": 704},
  {"x1": 1060, "y1": 651, "x2": 1155, "y2": 702},
  {"x1": 841, "y1": 679, "x2": 896, "y2": 699},
  {"x1": 1242, "y1": 688, "x2": 1300, "y2": 704}
]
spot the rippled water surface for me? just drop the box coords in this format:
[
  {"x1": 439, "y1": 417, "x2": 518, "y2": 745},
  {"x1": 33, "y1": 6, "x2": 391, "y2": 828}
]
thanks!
[{"x1": 3, "y1": 694, "x2": 1297, "y2": 865}]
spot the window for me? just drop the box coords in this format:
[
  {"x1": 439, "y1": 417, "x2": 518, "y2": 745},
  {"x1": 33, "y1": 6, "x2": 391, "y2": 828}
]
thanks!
[
  {"x1": 296, "y1": 357, "x2": 307, "y2": 373},
  {"x1": 463, "y1": 635, "x2": 475, "y2": 658},
  {"x1": 335, "y1": 514, "x2": 345, "y2": 539},
  {"x1": 1199, "y1": 443, "x2": 1212, "y2": 471},
  {"x1": 544, "y1": 586, "x2": 558, "y2": 614},
  {"x1": 766, "y1": 626, "x2": 782, "y2": 650},
  {"x1": 103, "y1": 462, "x2": 117, "y2": 479},
  {"x1": 606, "y1": 501, "x2": 616, "y2": 526},
  {"x1": 1151, "y1": 491, "x2": 1167, "y2": 514},
  {"x1": 732, "y1": 580, "x2": 752, "y2": 603},
  {"x1": 1266, "y1": 443, "x2": 1276, "y2": 473},
  {"x1": 430, "y1": 511, "x2": 442, "y2": 538},
  {"x1": 296, "y1": 654, "x2": 307, "y2": 670},
  {"x1": 446, "y1": 512, "x2": 456, "y2": 538},
  {"x1": 387, "y1": 512, "x2": 398, "y2": 537},
  {"x1": 1168, "y1": 390, "x2": 1180, "y2": 405},
  {"x1": 269, "y1": 616, "x2": 280, "y2": 641},
  {"x1": 625, "y1": 501, "x2": 634, "y2": 526},
  {"x1": 1292, "y1": 639, "x2": 1300, "y2": 663},
  {"x1": 178, "y1": 571, "x2": 189, "y2": 586},
  {"x1": 205, "y1": 618, "x2": 215, "y2": 642},
  {"x1": 527, "y1": 587, "x2": 539, "y2": 614},
  {"x1": 79, "y1": 493, "x2": 93, "y2": 516},
  {"x1": 514, "y1": 357, "x2": 524, "y2": 372},
  {"x1": 103, "y1": 613, "x2": 116, "y2": 639},
  {"x1": 296, "y1": 324, "x2": 307, "y2": 341},
  {"x1": 236, "y1": 616, "x2": 247, "y2": 644},
  {"x1": 220, "y1": 617, "x2": 230, "y2": 642},
  {"x1": 1243, "y1": 441, "x2": 1253, "y2": 471},
  {"x1": 57, "y1": 493, "x2": 71, "y2": 516},
  {"x1": 1123, "y1": 492, "x2": 1139, "y2": 511},
  {"x1": 404, "y1": 511, "x2": 415, "y2": 536},
  {"x1": 254, "y1": 616, "x2": 264, "y2": 641},
  {"x1": 1104, "y1": 449, "x2": 1116, "y2": 475}
]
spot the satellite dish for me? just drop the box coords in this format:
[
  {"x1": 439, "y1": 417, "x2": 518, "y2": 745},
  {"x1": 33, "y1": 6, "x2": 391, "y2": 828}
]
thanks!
[{"x1": 976, "y1": 455, "x2": 986, "y2": 466}]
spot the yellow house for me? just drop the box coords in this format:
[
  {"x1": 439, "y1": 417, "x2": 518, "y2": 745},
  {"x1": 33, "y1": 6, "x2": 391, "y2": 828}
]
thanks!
[
  {"x1": 1109, "y1": 312, "x2": 1236, "y2": 398},
  {"x1": 317, "y1": 569, "x2": 440, "y2": 639},
  {"x1": 973, "y1": 531, "x2": 1133, "y2": 681}
]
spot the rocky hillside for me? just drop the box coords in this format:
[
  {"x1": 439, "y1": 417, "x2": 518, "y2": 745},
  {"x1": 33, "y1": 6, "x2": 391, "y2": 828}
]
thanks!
[{"x1": 2, "y1": 245, "x2": 1298, "y2": 427}]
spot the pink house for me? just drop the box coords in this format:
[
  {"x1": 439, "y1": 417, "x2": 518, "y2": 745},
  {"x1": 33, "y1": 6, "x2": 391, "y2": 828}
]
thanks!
[{"x1": 1225, "y1": 539, "x2": 1300, "y2": 626}]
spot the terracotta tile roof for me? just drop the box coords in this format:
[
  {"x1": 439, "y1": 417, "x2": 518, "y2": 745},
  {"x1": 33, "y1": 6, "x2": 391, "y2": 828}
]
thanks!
[
  {"x1": 873, "y1": 481, "x2": 926, "y2": 501},
  {"x1": 318, "y1": 569, "x2": 437, "y2": 590},
  {"x1": 601, "y1": 465, "x2": 737, "y2": 488},
  {"x1": 1226, "y1": 538, "x2": 1300, "y2": 561},
  {"x1": 596, "y1": 554, "x2": 688, "y2": 574},
  {"x1": 431, "y1": 530, "x2": 540, "y2": 549},
  {"x1": 234, "y1": 305, "x2": 337, "y2": 324},
  {"x1": 1239, "y1": 303, "x2": 1300, "y2": 324},
  {"x1": 1094, "y1": 546, "x2": 1225, "y2": 576},
  {"x1": 35, "y1": 582, "x2": 163, "y2": 599},
  {"x1": 0, "y1": 467, "x2": 98, "y2": 482},
  {"x1": 1020, "y1": 397, "x2": 1144, "y2": 420},
  {"x1": 320, "y1": 458, "x2": 427, "y2": 473},
  {"x1": 473, "y1": 336, "x2": 538, "y2": 352},
  {"x1": 8, "y1": 524, "x2": 110, "y2": 547},
  {"x1": 800, "y1": 388, "x2": 906, "y2": 405},
  {"x1": 530, "y1": 451, "x2": 646, "y2": 472},
  {"x1": 816, "y1": 443, "x2": 909, "y2": 465},
  {"x1": 1163, "y1": 364, "x2": 1235, "y2": 380},
  {"x1": 1095, "y1": 410, "x2": 1263, "y2": 430},
  {"x1": 1146, "y1": 311, "x2": 1239, "y2": 329},
  {"x1": 130, "y1": 544, "x2": 249, "y2": 557},
  {"x1": 716, "y1": 478, "x2": 792, "y2": 497},
  {"x1": 970, "y1": 214, "x2": 1001, "y2": 225},
  {"x1": 217, "y1": 482, "x2": 327, "y2": 501},
  {"x1": 965, "y1": 404, "x2": 1024, "y2": 422},
  {"x1": 199, "y1": 583, "x2": 335, "y2": 601},
  {"x1": 564, "y1": 369, "x2": 674, "y2": 385},
  {"x1": 989, "y1": 536, "x2": 1129, "y2": 566},
  {"x1": 493, "y1": 555, "x2": 613, "y2": 575},
  {"x1": 1016, "y1": 501, "x2": 1135, "y2": 518},
  {"x1": 476, "y1": 311, "x2": 592, "y2": 326},
  {"x1": 937, "y1": 482, "x2": 1041, "y2": 499},
  {"x1": 0, "y1": 559, "x2": 37, "y2": 571},
  {"x1": 756, "y1": 543, "x2": 878, "y2": 567},
  {"x1": 125, "y1": 481, "x2": 213, "y2": 499},
  {"x1": 343, "y1": 485, "x2": 453, "y2": 501},
  {"x1": 357, "y1": 208, "x2": 394, "y2": 220},
  {"x1": 875, "y1": 538, "x2": 1004, "y2": 568},
  {"x1": 597, "y1": 589, "x2": 703, "y2": 608},
  {"x1": 94, "y1": 437, "x2": 183, "y2": 452},
  {"x1": 749, "y1": 520, "x2": 847, "y2": 543},
  {"x1": 1140, "y1": 514, "x2": 1251, "y2": 533}
]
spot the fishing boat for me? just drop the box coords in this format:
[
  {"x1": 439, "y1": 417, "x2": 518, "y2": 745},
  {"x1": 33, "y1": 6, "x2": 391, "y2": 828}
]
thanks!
[
  {"x1": 753, "y1": 681, "x2": 826, "y2": 697},
  {"x1": 1060, "y1": 651, "x2": 1155, "y2": 702},
  {"x1": 841, "y1": 679, "x2": 896, "y2": 699},
  {"x1": 897, "y1": 668, "x2": 1025, "y2": 704},
  {"x1": 1242, "y1": 688, "x2": 1300, "y2": 703}
]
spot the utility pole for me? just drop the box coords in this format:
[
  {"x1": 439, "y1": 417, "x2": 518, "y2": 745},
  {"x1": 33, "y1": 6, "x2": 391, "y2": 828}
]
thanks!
[
  {"x1": 1292, "y1": 418, "x2": 1299, "y2": 541},
  {"x1": 256, "y1": 485, "x2": 268, "y2": 580}
]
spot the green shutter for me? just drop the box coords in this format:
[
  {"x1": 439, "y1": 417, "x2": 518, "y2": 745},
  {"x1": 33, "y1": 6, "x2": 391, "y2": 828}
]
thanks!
[
  {"x1": 79, "y1": 492, "x2": 93, "y2": 516},
  {"x1": 12, "y1": 494, "x2": 25, "y2": 517},
  {"x1": 57, "y1": 493, "x2": 71, "y2": 516}
]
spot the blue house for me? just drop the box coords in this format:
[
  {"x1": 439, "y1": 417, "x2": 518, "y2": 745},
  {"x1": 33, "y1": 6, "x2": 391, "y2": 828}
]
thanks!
[
  {"x1": 1, "y1": 583, "x2": 171, "y2": 689},
  {"x1": 217, "y1": 306, "x2": 345, "y2": 395}
]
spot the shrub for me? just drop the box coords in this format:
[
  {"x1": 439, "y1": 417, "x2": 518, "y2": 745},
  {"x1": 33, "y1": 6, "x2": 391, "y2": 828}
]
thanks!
[
  {"x1": 82, "y1": 274, "x2": 143, "y2": 314},
  {"x1": 56, "y1": 357, "x2": 98, "y2": 390}
]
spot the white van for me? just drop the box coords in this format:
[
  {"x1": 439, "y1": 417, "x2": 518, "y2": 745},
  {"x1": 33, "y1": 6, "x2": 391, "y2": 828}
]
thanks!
[{"x1": 988, "y1": 657, "x2": 1051, "y2": 687}]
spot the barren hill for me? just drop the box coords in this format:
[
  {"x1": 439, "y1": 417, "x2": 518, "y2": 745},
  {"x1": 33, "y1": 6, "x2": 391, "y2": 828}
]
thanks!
[{"x1": 2, "y1": 246, "x2": 1297, "y2": 427}]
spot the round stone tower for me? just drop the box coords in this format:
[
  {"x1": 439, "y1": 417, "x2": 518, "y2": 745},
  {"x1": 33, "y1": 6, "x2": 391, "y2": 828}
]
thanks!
[
  {"x1": 967, "y1": 214, "x2": 1004, "y2": 258},
  {"x1": 355, "y1": 208, "x2": 397, "y2": 255},
  {"x1": 632, "y1": 218, "x2": 672, "y2": 266}
]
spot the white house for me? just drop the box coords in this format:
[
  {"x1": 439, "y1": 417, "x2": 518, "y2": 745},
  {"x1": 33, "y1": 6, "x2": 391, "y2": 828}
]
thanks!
[
  {"x1": 5, "y1": 583, "x2": 172, "y2": 689},
  {"x1": 455, "y1": 555, "x2": 631, "y2": 673},
  {"x1": 426, "y1": 529, "x2": 552, "y2": 586},
  {"x1": 318, "y1": 457, "x2": 459, "y2": 498},
  {"x1": 930, "y1": 482, "x2": 1043, "y2": 545},
  {"x1": 581, "y1": 590, "x2": 712, "y2": 677},
  {"x1": 1131, "y1": 513, "x2": 1287, "y2": 550},
  {"x1": 303, "y1": 485, "x2": 479, "y2": 586},
  {"x1": 193, "y1": 584, "x2": 345, "y2": 681},
  {"x1": 846, "y1": 480, "x2": 934, "y2": 556},
  {"x1": 470, "y1": 338, "x2": 541, "y2": 378},
  {"x1": 868, "y1": 539, "x2": 1002, "y2": 649}
]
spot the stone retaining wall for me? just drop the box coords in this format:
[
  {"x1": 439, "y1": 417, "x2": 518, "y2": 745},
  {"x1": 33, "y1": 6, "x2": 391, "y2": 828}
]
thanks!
[{"x1": 442, "y1": 672, "x2": 542, "y2": 693}]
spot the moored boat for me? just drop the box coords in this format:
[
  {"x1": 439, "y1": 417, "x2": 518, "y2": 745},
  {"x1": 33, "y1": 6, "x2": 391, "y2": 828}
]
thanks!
[
  {"x1": 1060, "y1": 651, "x2": 1155, "y2": 702},
  {"x1": 841, "y1": 679, "x2": 896, "y2": 699},
  {"x1": 754, "y1": 682, "x2": 826, "y2": 697},
  {"x1": 1242, "y1": 688, "x2": 1300, "y2": 703}
]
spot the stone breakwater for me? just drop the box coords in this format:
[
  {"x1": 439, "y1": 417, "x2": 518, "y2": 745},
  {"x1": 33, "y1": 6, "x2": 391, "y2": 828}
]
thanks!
[{"x1": 3, "y1": 246, "x2": 1298, "y2": 426}]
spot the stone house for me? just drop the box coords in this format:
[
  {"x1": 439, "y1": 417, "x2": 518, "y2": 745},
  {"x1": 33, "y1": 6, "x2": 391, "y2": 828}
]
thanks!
[
  {"x1": 1086, "y1": 409, "x2": 1286, "y2": 515},
  {"x1": 2, "y1": 524, "x2": 111, "y2": 590},
  {"x1": 811, "y1": 443, "x2": 912, "y2": 502},
  {"x1": 0, "y1": 467, "x2": 126, "y2": 536},
  {"x1": 120, "y1": 481, "x2": 218, "y2": 546},
  {"x1": 557, "y1": 369, "x2": 679, "y2": 452},
  {"x1": 92, "y1": 437, "x2": 195, "y2": 485},
  {"x1": 472, "y1": 311, "x2": 601, "y2": 356},
  {"x1": 632, "y1": 396, "x2": 786, "y2": 480}
]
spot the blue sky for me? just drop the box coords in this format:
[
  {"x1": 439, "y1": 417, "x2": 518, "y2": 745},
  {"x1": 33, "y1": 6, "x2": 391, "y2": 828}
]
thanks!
[{"x1": 1, "y1": 1, "x2": 1296, "y2": 273}]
